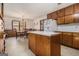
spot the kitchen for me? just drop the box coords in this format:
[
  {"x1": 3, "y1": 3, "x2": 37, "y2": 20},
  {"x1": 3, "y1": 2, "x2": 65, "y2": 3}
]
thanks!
[{"x1": 0, "y1": 3, "x2": 79, "y2": 56}]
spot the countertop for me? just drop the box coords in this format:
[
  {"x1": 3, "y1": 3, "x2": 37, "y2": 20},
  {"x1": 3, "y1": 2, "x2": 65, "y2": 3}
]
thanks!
[{"x1": 28, "y1": 31, "x2": 60, "y2": 36}]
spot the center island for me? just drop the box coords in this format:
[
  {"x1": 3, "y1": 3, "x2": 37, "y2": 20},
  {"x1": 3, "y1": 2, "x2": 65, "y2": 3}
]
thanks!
[{"x1": 28, "y1": 31, "x2": 61, "y2": 56}]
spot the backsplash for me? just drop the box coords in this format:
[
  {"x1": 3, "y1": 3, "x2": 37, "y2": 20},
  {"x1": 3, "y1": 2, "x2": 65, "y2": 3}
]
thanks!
[{"x1": 44, "y1": 19, "x2": 57, "y2": 32}]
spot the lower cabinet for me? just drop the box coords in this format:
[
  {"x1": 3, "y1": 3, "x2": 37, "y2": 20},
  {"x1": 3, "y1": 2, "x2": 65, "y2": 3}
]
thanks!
[
  {"x1": 5, "y1": 30, "x2": 16, "y2": 37},
  {"x1": 36, "y1": 35, "x2": 50, "y2": 56},
  {"x1": 28, "y1": 33, "x2": 61, "y2": 56},
  {"x1": 62, "y1": 32, "x2": 73, "y2": 47},
  {"x1": 28, "y1": 33, "x2": 36, "y2": 54},
  {"x1": 60, "y1": 32, "x2": 79, "y2": 49},
  {"x1": 73, "y1": 33, "x2": 79, "y2": 49}
]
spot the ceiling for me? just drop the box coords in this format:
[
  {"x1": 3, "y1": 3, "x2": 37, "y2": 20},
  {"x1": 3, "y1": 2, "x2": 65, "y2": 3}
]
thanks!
[{"x1": 4, "y1": 3, "x2": 74, "y2": 19}]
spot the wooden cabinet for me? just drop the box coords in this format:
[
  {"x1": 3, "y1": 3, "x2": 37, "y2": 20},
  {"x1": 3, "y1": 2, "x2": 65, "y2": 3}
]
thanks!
[
  {"x1": 47, "y1": 3, "x2": 79, "y2": 24},
  {"x1": 36, "y1": 35, "x2": 50, "y2": 56},
  {"x1": 65, "y1": 5, "x2": 73, "y2": 15},
  {"x1": 57, "y1": 17, "x2": 65, "y2": 24},
  {"x1": 51, "y1": 35, "x2": 61, "y2": 56},
  {"x1": 47, "y1": 12, "x2": 57, "y2": 20},
  {"x1": 28, "y1": 32, "x2": 61, "y2": 56},
  {"x1": 65, "y1": 15, "x2": 74, "y2": 24},
  {"x1": 28, "y1": 33, "x2": 36, "y2": 54},
  {"x1": 57, "y1": 9, "x2": 65, "y2": 17},
  {"x1": 59, "y1": 32, "x2": 63, "y2": 44},
  {"x1": 62, "y1": 32, "x2": 73, "y2": 47},
  {"x1": 51, "y1": 12, "x2": 57, "y2": 20},
  {"x1": 47, "y1": 13, "x2": 52, "y2": 19},
  {"x1": 0, "y1": 32, "x2": 5, "y2": 53},
  {"x1": 5, "y1": 30, "x2": 16, "y2": 37},
  {"x1": 74, "y1": 3, "x2": 79, "y2": 13},
  {"x1": 74, "y1": 13, "x2": 79, "y2": 23},
  {"x1": 73, "y1": 33, "x2": 79, "y2": 49}
]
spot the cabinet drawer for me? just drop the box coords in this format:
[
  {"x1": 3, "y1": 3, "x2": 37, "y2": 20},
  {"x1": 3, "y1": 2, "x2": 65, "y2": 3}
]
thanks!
[
  {"x1": 73, "y1": 33, "x2": 79, "y2": 36},
  {"x1": 63, "y1": 32, "x2": 72, "y2": 35}
]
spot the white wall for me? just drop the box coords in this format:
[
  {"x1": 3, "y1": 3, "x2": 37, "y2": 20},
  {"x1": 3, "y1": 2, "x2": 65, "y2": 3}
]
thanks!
[
  {"x1": 4, "y1": 16, "x2": 21, "y2": 30},
  {"x1": 4, "y1": 16, "x2": 34, "y2": 30},
  {"x1": 26, "y1": 19, "x2": 34, "y2": 29},
  {"x1": 33, "y1": 16, "x2": 47, "y2": 30}
]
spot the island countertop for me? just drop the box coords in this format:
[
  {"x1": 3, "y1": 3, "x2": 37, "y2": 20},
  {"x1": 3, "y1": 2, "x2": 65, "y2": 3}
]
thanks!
[{"x1": 28, "y1": 31, "x2": 60, "y2": 36}]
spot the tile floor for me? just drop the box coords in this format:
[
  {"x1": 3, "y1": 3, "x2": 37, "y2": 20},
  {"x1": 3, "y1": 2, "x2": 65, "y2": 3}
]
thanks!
[{"x1": 5, "y1": 37, "x2": 79, "y2": 56}]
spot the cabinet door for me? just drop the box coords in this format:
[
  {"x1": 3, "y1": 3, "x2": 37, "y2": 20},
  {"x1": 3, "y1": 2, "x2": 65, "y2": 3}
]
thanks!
[
  {"x1": 65, "y1": 5, "x2": 73, "y2": 15},
  {"x1": 62, "y1": 32, "x2": 73, "y2": 47},
  {"x1": 51, "y1": 12, "x2": 57, "y2": 20},
  {"x1": 36, "y1": 35, "x2": 50, "y2": 56},
  {"x1": 28, "y1": 33, "x2": 36, "y2": 53},
  {"x1": 57, "y1": 9, "x2": 65, "y2": 17},
  {"x1": 65, "y1": 15, "x2": 74, "y2": 24},
  {"x1": 57, "y1": 17, "x2": 65, "y2": 24},
  {"x1": 74, "y1": 3, "x2": 79, "y2": 13},
  {"x1": 74, "y1": 13, "x2": 79, "y2": 23},
  {"x1": 47, "y1": 13, "x2": 52, "y2": 19},
  {"x1": 73, "y1": 33, "x2": 79, "y2": 49}
]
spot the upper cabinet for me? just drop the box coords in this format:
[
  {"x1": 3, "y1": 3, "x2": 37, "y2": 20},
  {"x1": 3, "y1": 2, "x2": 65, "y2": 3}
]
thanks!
[
  {"x1": 74, "y1": 3, "x2": 79, "y2": 13},
  {"x1": 47, "y1": 13, "x2": 52, "y2": 19},
  {"x1": 47, "y1": 11, "x2": 57, "y2": 20},
  {"x1": 57, "y1": 17, "x2": 64, "y2": 24},
  {"x1": 57, "y1": 9, "x2": 65, "y2": 17},
  {"x1": 65, "y1": 5, "x2": 74, "y2": 16},
  {"x1": 65, "y1": 15, "x2": 74, "y2": 24},
  {"x1": 51, "y1": 11, "x2": 57, "y2": 20},
  {"x1": 47, "y1": 3, "x2": 79, "y2": 24}
]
